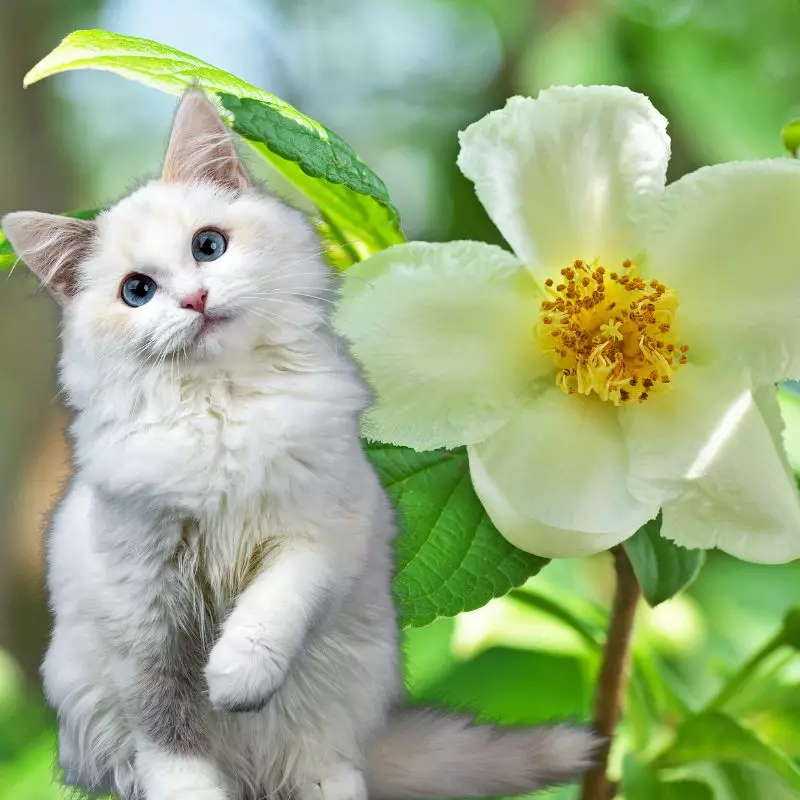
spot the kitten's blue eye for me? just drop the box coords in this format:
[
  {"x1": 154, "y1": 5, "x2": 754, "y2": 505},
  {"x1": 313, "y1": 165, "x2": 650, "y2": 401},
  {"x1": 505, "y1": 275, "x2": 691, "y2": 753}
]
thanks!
[
  {"x1": 121, "y1": 273, "x2": 157, "y2": 307},
  {"x1": 192, "y1": 229, "x2": 227, "y2": 262}
]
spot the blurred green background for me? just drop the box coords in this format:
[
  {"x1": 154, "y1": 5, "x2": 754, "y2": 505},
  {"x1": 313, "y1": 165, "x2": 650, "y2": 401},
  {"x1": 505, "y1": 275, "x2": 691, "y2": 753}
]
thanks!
[{"x1": 2, "y1": 0, "x2": 800, "y2": 798}]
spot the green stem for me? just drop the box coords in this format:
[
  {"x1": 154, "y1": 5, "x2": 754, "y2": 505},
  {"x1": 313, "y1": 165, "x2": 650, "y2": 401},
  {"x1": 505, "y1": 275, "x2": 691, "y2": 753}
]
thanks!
[{"x1": 705, "y1": 632, "x2": 786, "y2": 712}]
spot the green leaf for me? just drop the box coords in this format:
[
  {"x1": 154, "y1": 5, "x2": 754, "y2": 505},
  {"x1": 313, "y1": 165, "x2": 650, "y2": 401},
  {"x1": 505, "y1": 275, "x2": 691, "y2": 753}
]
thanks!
[
  {"x1": 743, "y1": 681, "x2": 800, "y2": 758},
  {"x1": 782, "y1": 118, "x2": 800, "y2": 157},
  {"x1": 0, "y1": 208, "x2": 98, "y2": 272},
  {"x1": 780, "y1": 607, "x2": 800, "y2": 650},
  {"x1": 623, "y1": 755, "x2": 713, "y2": 800},
  {"x1": 24, "y1": 30, "x2": 405, "y2": 267},
  {"x1": 660, "y1": 711, "x2": 800, "y2": 792},
  {"x1": 415, "y1": 646, "x2": 590, "y2": 723},
  {"x1": 0, "y1": 230, "x2": 14, "y2": 272},
  {"x1": 367, "y1": 443, "x2": 548, "y2": 628},
  {"x1": 217, "y1": 93, "x2": 403, "y2": 266},
  {"x1": 624, "y1": 514, "x2": 705, "y2": 606},
  {"x1": 719, "y1": 763, "x2": 765, "y2": 800},
  {"x1": 650, "y1": 779, "x2": 714, "y2": 799},
  {"x1": 720, "y1": 762, "x2": 800, "y2": 800},
  {"x1": 402, "y1": 617, "x2": 457, "y2": 698}
]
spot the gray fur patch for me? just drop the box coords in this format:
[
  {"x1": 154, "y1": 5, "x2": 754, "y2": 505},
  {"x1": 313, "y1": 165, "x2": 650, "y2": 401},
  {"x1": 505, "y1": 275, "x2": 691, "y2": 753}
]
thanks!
[
  {"x1": 135, "y1": 624, "x2": 209, "y2": 753},
  {"x1": 134, "y1": 525, "x2": 218, "y2": 755}
]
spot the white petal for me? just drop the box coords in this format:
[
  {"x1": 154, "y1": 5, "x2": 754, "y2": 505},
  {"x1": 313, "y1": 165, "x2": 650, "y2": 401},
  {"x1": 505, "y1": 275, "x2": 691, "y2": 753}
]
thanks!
[
  {"x1": 334, "y1": 241, "x2": 551, "y2": 450},
  {"x1": 468, "y1": 445, "x2": 634, "y2": 558},
  {"x1": 777, "y1": 384, "x2": 800, "y2": 473},
  {"x1": 643, "y1": 159, "x2": 800, "y2": 383},
  {"x1": 457, "y1": 86, "x2": 670, "y2": 281},
  {"x1": 621, "y1": 365, "x2": 753, "y2": 507},
  {"x1": 467, "y1": 386, "x2": 659, "y2": 547},
  {"x1": 755, "y1": 383, "x2": 797, "y2": 485},
  {"x1": 659, "y1": 384, "x2": 800, "y2": 564}
]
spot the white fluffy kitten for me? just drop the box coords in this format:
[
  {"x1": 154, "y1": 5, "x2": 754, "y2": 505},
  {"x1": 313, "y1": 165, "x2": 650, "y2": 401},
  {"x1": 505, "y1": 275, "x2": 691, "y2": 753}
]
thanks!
[{"x1": 3, "y1": 92, "x2": 598, "y2": 800}]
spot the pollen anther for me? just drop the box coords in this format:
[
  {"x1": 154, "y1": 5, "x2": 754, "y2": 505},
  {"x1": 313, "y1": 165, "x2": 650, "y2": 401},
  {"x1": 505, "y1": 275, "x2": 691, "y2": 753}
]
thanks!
[{"x1": 536, "y1": 258, "x2": 687, "y2": 406}]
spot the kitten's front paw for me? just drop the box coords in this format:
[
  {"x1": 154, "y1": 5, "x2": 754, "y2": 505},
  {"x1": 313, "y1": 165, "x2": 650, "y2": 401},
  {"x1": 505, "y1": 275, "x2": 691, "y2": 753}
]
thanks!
[
  {"x1": 137, "y1": 751, "x2": 229, "y2": 800},
  {"x1": 205, "y1": 630, "x2": 289, "y2": 713}
]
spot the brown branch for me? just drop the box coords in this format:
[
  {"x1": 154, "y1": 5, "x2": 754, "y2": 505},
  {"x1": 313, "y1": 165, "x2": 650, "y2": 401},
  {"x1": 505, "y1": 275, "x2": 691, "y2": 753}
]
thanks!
[{"x1": 580, "y1": 546, "x2": 641, "y2": 800}]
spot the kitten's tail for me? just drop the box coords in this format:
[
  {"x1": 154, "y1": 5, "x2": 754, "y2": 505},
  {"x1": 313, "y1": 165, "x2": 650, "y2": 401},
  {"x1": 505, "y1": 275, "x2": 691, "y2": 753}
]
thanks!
[{"x1": 365, "y1": 709, "x2": 600, "y2": 799}]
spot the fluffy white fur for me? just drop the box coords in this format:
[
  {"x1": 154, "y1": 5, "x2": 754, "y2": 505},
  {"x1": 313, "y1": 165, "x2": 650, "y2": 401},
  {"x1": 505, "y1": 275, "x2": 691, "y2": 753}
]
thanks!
[{"x1": 3, "y1": 92, "x2": 598, "y2": 800}]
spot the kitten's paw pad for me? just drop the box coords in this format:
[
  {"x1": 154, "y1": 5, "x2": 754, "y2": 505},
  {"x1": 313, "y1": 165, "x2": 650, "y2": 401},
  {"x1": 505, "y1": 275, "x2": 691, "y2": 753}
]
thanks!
[
  {"x1": 205, "y1": 632, "x2": 288, "y2": 713},
  {"x1": 298, "y1": 766, "x2": 367, "y2": 800}
]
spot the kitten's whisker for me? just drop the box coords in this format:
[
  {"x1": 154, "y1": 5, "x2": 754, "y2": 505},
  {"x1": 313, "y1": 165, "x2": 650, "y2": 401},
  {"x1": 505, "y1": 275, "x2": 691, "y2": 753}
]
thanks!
[
  {"x1": 261, "y1": 268, "x2": 375, "y2": 290},
  {"x1": 246, "y1": 307, "x2": 339, "y2": 360},
  {"x1": 6, "y1": 255, "x2": 24, "y2": 278},
  {"x1": 237, "y1": 292, "x2": 337, "y2": 308},
  {"x1": 265, "y1": 291, "x2": 338, "y2": 306},
  {"x1": 243, "y1": 286, "x2": 339, "y2": 304}
]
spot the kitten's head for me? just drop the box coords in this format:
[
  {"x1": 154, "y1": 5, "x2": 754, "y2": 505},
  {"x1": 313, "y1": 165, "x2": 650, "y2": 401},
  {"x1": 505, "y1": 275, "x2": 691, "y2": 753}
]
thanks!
[{"x1": 3, "y1": 91, "x2": 330, "y2": 391}]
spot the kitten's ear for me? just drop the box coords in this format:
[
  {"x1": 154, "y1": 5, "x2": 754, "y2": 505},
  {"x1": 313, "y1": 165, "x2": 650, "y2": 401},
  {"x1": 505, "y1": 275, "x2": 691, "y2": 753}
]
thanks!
[
  {"x1": 162, "y1": 90, "x2": 251, "y2": 191},
  {"x1": 2, "y1": 212, "x2": 96, "y2": 302}
]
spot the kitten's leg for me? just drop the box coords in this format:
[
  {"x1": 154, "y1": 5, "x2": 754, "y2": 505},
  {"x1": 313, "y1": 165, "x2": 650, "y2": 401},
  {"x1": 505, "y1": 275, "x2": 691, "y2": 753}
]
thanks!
[
  {"x1": 92, "y1": 510, "x2": 230, "y2": 799},
  {"x1": 206, "y1": 540, "x2": 341, "y2": 713},
  {"x1": 127, "y1": 626, "x2": 231, "y2": 799},
  {"x1": 128, "y1": 671, "x2": 231, "y2": 800},
  {"x1": 42, "y1": 621, "x2": 135, "y2": 795},
  {"x1": 239, "y1": 545, "x2": 399, "y2": 800},
  {"x1": 289, "y1": 614, "x2": 399, "y2": 800}
]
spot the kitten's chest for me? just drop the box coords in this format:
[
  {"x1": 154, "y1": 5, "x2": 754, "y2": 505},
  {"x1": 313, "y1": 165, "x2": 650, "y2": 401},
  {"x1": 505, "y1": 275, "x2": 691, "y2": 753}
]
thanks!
[
  {"x1": 177, "y1": 514, "x2": 275, "y2": 614},
  {"x1": 152, "y1": 377, "x2": 310, "y2": 508},
  {"x1": 83, "y1": 366, "x2": 345, "y2": 523},
  {"x1": 183, "y1": 381, "x2": 276, "y2": 477}
]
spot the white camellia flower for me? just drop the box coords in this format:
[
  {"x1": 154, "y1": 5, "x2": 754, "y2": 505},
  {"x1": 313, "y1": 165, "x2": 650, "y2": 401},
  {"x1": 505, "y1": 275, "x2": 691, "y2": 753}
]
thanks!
[{"x1": 335, "y1": 85, "x2": 800, "y2": 563}]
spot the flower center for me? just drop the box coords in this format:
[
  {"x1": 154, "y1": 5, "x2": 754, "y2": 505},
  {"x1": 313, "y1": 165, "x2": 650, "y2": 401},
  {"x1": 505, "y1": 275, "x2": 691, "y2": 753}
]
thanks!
[{"x1": 536, "y1": 259, "x2": 688, "y2": 406}]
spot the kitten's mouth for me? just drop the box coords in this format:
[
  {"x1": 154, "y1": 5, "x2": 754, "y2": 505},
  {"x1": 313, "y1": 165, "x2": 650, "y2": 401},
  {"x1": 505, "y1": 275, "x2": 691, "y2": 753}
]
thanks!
[{"x1": 193, "y1": 313, "x2": 232, "y2": 342}]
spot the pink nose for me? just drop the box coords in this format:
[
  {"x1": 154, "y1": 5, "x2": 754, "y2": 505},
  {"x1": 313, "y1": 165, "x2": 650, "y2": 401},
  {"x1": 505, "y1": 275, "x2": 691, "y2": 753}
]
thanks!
[{"x1": 181, "y1": 289, "x2": 208, "y2": 314}]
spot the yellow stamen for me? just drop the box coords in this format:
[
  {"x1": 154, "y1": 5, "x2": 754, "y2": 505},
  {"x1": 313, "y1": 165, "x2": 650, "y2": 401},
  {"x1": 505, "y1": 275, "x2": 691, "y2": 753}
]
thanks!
[{"x1": 536, "y1": 258, "x2": 688, "y2": 406}]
